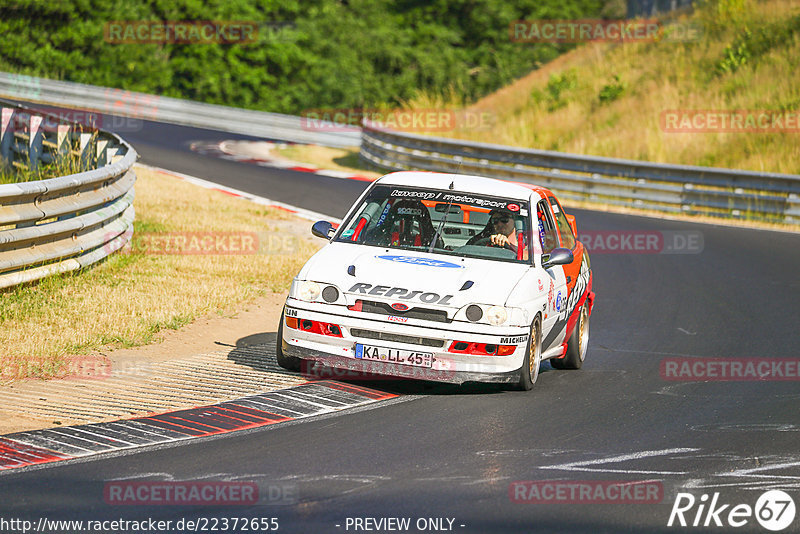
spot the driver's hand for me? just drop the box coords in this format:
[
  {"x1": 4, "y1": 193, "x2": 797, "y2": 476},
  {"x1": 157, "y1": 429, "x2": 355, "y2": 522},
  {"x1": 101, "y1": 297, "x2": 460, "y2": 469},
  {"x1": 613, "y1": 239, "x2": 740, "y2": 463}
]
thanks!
[{"x1": 490, "y1": 234, "x2": 510, "y2": 247}]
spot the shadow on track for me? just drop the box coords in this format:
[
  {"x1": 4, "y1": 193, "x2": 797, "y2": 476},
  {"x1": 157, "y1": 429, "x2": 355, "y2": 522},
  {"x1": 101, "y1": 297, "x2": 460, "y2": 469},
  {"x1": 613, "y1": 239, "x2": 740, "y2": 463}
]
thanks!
[{"x1": 230, "y1": 331, "x2": 556, "y2": 397}]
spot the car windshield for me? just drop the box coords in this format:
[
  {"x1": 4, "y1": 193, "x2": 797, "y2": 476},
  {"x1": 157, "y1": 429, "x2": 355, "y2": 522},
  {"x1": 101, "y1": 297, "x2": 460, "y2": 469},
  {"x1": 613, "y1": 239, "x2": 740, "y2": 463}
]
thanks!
[{"x1": 335, "y1": 185, "x2": 531, "y2": 263}]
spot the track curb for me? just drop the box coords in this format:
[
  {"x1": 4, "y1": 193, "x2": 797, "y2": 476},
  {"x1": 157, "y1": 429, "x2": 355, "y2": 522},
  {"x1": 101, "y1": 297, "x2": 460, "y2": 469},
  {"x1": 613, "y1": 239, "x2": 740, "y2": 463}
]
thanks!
[{"x1": 0, "y1": 381, "x2": 396, "y2": 472}]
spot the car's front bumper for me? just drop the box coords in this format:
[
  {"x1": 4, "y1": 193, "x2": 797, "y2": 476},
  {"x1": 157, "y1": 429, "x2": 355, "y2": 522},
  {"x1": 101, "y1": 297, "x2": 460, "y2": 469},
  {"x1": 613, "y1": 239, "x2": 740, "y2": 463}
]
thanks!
[{"x1": 282, "y1": 300, "x2": 529, "y2": 385}]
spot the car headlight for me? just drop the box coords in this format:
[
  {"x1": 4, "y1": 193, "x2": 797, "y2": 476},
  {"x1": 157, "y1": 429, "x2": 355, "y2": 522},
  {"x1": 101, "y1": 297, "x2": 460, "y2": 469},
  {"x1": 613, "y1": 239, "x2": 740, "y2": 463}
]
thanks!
[
  {"x1": 486, "y1": 305, "x2": 508, "y2": 326},
  {"x1": 297, "y1": 281, "x2": 321, "y2": 302}
]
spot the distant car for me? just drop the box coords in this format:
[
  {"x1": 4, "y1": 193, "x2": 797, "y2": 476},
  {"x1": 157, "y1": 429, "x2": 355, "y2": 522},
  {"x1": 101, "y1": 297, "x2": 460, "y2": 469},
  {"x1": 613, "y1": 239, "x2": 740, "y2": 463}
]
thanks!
[{"x1": 277, "y1": 171, "x2": 594, "y2": 390}]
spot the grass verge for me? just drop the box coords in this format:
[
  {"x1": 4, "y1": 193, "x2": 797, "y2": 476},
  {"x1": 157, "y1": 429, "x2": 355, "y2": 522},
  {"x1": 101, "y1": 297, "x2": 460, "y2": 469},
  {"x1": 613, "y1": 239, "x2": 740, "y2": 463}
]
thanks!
[
  {"x1": 0, "y1": 165, "x2": 321, "y2": 380},
  {"x1": 273, "y1": 144, "x2": 381, "y2": 179}
]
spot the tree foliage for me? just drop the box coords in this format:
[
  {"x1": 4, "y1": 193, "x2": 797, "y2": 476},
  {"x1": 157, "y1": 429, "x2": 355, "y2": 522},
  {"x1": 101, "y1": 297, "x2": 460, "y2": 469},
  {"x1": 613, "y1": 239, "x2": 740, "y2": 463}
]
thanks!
[{"x1": 0, "y1": 0, "x2": 603, "y2": 114}]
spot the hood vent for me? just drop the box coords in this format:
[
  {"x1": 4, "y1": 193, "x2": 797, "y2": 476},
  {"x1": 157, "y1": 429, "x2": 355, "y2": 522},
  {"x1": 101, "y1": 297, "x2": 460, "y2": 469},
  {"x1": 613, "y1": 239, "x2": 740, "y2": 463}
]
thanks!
[{"x1": 460, "y1": 280, "x2": 474, "y2": 291}]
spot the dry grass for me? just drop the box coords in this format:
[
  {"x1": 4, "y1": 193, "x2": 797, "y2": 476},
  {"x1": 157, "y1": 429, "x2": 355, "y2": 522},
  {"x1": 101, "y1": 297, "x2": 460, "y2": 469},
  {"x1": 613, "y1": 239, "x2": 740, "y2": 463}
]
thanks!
[
  {"x1": 425, "y1": 0, "x2": 800, "y2": 175},
  {"x1": 0, "y1": 166, "x2": 320, "y2": 380},
  {"x1": 274, "y1": 144, "x2": 381, "y2": 178}
]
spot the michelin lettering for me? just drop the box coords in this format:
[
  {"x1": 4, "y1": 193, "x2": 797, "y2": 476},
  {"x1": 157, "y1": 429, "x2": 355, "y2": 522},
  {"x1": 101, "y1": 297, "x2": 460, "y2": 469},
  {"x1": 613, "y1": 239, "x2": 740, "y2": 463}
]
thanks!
[{"x1": 501, "y1": 335, "x2": 528, "y2": 344}]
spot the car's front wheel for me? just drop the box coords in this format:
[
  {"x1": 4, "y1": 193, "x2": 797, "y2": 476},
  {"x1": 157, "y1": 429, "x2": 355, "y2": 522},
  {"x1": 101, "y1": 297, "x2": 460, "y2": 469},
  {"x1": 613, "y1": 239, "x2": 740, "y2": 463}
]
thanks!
[
  {"x1": 552, "y1": 304, "x2": 589, "y2": 370},
  {"x1": 517, "y1": 315, "x2": 542, "y2": 391},
  {"x1": 276, "y1": 309, "x2": 302, "y2": 372}
]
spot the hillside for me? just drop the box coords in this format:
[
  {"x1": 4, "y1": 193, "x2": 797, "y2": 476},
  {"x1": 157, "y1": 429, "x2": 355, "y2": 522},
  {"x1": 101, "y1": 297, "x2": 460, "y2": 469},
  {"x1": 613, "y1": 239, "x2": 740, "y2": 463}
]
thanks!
[{"x1": 425, "y1": 0, "x2": 800, "y2": 175}]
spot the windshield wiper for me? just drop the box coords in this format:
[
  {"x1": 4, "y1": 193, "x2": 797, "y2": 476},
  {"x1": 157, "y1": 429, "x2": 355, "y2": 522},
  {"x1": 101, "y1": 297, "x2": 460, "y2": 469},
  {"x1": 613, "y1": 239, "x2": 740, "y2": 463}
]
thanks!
[{"x1": 428, "y1": 181, "x2": 455, "y2": 253}]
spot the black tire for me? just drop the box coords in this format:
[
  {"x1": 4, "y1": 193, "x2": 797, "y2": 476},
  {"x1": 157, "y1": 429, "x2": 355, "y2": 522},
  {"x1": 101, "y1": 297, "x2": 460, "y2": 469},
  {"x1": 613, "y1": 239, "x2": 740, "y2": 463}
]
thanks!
[
  {"x1": 276, "y1": 309, "x2": 302, "y2": 372},
  {"x1": 551, "y1": 304, "x2": 589, "y2": 370},
  {"x1": 517, "y1": 315, "x2": 542, "y2": 391}
]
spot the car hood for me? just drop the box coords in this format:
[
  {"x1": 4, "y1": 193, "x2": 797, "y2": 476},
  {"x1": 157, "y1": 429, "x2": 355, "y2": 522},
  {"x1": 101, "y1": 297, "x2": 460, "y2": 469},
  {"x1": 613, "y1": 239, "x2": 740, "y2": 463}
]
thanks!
[{"x1": 299, "y1": 243, "x2": 529, "y2": 308}]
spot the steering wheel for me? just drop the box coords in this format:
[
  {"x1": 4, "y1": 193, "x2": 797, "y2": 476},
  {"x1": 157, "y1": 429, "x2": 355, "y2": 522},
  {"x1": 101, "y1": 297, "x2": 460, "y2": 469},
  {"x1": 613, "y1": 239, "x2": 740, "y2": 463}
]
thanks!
[{"x1": 472, "y1": 236, "x2": 514, "y2": 250}]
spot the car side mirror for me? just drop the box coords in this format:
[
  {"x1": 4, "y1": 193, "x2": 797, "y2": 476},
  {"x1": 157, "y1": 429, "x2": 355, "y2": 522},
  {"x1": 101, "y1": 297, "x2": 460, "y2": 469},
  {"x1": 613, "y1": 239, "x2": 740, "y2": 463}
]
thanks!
[
  {"x1": 311, "y1": 220, "x2": 335, "y2": 240},
  {"x1": 542, "y1": 247, "x2": 574, "y2": 269}
]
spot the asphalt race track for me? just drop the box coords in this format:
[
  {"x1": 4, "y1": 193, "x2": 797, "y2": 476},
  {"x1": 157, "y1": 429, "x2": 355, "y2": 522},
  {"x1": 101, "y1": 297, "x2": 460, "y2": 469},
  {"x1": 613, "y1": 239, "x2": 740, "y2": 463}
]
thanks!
[{"x1": 1, "y1": 108, "x2": 799, "y2": 533}]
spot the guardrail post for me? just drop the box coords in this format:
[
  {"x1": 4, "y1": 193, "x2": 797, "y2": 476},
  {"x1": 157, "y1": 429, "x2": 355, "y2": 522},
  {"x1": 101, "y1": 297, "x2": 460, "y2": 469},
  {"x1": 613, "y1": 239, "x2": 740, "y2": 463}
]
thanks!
[
  {"x1": 79, "y1": 131, "x2": 94, "y2": 170},
  {"x1": 28, "y1": 114, "x2": 43, "y2": 171},
  {"x1": 96, "y1": 137, "x2": 109, "y2": 167},
  {"x1": 56, "y1": 123, "x2": 71, "y2": 162},
  {"x1": 105, "y1": 145, "x2": 120, "y2": 164},
  {"x1": 1, "y1": 107, "x2": 14, "y2": 164}
]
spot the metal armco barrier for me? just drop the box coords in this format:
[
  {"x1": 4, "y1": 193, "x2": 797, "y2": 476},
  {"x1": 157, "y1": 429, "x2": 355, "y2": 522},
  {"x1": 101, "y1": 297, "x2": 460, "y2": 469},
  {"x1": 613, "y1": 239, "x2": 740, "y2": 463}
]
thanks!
[
  {"x1": 0, "y1": 99, "x2": 136, "y2": 289},
  {"x1": 0, "y1": 72, "x2": 360, "y2": 148},
  {"x1": 4, "y1": 72, "x2": 797, "y2": 225},
  {"x1": 360, "y1": 122, "x2": 800, "y2": 225}
]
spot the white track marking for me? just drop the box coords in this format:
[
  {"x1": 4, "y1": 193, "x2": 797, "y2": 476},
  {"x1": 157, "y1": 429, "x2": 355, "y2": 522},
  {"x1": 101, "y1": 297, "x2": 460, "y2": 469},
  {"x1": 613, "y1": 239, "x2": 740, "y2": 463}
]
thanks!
[
  {"x1": 539, "y1": 447, "x2": 700, "y2": 475},
  {"x1": 722, "y1": 460, "x2": 800, "y2": 478}
]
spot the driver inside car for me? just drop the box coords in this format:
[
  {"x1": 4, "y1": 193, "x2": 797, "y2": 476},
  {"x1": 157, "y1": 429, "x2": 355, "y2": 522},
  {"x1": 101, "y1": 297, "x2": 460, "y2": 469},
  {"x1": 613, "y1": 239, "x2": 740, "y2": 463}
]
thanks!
[{"x1": 466, "y1": 208, "x2": 526, "y2": 258}]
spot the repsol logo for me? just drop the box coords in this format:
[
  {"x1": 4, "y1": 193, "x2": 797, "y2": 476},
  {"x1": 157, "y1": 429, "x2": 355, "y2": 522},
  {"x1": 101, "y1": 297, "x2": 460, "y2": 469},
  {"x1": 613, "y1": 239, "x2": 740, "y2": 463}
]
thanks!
[{"x1": 348, "y1": 283, "x2": 454, "y2": 305}]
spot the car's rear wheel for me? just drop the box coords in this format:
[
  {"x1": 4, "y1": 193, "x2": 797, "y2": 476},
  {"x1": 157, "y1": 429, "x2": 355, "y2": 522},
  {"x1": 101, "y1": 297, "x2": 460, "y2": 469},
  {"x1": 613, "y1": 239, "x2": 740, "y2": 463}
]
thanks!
[
  {"x1": 517, "y1": 315, "x2": 542, "y2": 391},
  {"x1": 276, "y1": 309, "x2": 302, "y2": 372},
  {"x1": 551, "y1": 304, "x2": 589, "y2": 370}
]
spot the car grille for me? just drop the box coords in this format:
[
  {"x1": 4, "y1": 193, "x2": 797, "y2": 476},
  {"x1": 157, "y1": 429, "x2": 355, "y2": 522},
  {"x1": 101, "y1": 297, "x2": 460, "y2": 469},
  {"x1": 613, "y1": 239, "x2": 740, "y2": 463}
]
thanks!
[
  {"x1": 358, "y1": 300, "x2": 450, "y2": 323},
  {"x1": 349, "y1": 328, "x2": 445, "y2": 348}
]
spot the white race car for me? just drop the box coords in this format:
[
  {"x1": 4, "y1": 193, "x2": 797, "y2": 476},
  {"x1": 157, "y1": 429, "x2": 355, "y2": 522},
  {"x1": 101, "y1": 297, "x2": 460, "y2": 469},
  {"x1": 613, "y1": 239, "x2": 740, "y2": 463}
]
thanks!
[{"x1": 277, "y1": 171, "x2": 594, "y2": 390}]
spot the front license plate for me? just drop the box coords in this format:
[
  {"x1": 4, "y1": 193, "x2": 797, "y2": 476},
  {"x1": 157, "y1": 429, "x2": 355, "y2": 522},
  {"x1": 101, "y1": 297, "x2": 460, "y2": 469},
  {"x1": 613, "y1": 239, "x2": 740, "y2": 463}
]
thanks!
[{"x1": 355, "y1": 344, "x2": 433, "y2": 368}]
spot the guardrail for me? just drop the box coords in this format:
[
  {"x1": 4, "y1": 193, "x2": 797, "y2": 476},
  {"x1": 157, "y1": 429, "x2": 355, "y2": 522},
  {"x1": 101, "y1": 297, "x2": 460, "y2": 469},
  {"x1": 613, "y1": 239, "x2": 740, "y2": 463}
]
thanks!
[
  {"x1": 5, "y1": 72, "x2": 798, "y2": 225},
  {"x1": 0, "y1": 72, "x2": 360, "y2": 148},
  {"x1": 0, "y1": 99, "x2": 136, "y2": 289},
  {"x1": 360, "y1": 122, "x2": 800, "y2": 225}
]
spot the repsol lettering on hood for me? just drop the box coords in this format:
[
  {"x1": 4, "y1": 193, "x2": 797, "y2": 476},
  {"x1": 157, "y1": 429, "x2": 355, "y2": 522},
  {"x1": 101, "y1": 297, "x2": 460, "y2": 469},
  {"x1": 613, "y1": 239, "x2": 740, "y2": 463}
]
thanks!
[{"x1": 348, "y1": 283, "x2": 453, "y2": 306}]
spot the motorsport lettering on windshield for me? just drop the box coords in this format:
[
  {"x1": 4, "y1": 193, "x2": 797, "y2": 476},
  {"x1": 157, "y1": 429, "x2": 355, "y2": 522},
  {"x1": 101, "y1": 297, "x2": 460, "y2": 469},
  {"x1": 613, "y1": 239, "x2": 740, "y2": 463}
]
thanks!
[{"x1": 390, "y1": 189, "x2": 512, "y2": 209}]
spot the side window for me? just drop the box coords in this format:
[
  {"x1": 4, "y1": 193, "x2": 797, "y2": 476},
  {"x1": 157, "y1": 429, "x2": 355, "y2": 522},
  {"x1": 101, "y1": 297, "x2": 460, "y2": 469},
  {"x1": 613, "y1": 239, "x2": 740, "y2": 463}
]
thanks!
[
  {"x1": 536, "y1": 200, "x2": 558, "y2": 254},
  {"x1": 548, "y1": 197, "x2": 576, "y2": 249}
]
